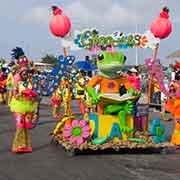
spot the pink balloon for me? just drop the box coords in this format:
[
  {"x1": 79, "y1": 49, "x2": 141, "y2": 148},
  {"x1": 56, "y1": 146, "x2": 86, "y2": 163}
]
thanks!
[
  {"x1": 49, "y1": 7, "x2": 71, "y2": 38},
  {"x1": 150, "y1": 7, "x2": 172, "y2": 39}
]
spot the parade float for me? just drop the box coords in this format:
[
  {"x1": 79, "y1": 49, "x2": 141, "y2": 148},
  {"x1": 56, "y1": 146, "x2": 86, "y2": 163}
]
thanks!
[{"x1": 49, "y1": 6, "x2": 178, "y2": 155}]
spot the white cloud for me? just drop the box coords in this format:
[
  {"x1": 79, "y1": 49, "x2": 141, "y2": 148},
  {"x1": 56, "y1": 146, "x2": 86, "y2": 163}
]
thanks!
[
  {"x1": 22, "y1": 6, "x2": 50, "y2": 24},
  {"x1": 21, "y1": 0, "x2": 179, "y2": 31},
  {"x1": 105, "y1": 4, "x2": 143, "y2": 27},
  {"x1": 64, "y1": 0, "x2": 144, "y2": 30}
]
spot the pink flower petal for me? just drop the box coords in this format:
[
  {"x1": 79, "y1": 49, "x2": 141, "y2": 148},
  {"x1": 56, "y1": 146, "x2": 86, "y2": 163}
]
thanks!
[
  {"x1": 82, "y1": 126, "x2": 91, "y2": 132},
  {"x1": 72, "y1": 120, "x2": 79, "y2": 127},
  {"x1": 64, "y1": 124, "x2": 72, "y2": 130},
  {"x1": 69, "y1": 136, "x2": 76, "y2": 143},
  {"x1": 82, "y1": 131, "x2": 90, "y2": 138},
  {"x1": 63, "y1": 130, "x2": 71, "y2": 138},
  {"x1": 75, "y1": 137, "x2": 84, "y2": 145},
  {"x1": 79, "y1": 120, "x2": 86, "y2": 128}
]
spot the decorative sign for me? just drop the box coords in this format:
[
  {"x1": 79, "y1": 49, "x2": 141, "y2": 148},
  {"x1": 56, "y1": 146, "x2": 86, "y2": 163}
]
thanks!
[{"x1": 73, "y1": 29, "x2": 160, "y2": 51}]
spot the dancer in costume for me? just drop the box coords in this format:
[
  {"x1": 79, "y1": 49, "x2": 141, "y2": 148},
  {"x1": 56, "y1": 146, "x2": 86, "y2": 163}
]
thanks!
[
  {"x1": 75, "y1": 70, "x2": 88, "y2": 114},
  {"x1": 62, "y1": 78, "x2": 70, "y2": 116},
  {"x1": 0, "y1": 65, "x2": 7, "y2": 104},
  {"x1": 10, "y1": 47, "x2": 39, "y2": 153},
  {"x1": 51, "y1": 80, "x2": 64, "y2": 118},
  {"x1": 6, "y1": 62, "x2": 19, "y2": 106}
]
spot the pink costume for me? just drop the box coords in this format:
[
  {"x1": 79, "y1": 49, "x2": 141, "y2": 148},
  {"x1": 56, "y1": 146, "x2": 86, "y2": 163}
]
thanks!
[{"x1": 127, "y1": 75, "x2": 141, "y2": 91}]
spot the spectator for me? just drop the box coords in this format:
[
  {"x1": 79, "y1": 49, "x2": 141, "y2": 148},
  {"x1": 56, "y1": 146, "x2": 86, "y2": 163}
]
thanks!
[{"x1": 127, "y1": 67, "x2": 141, "y2": 91}]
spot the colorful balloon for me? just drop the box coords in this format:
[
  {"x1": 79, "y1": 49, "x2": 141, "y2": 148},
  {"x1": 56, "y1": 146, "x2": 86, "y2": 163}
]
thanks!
[
  {"x1": 49, "y1": 6, "x2": 71, "y2": 38},
  {"x1": 150, "y1": 7, "x2": 172, "y2": 39}
]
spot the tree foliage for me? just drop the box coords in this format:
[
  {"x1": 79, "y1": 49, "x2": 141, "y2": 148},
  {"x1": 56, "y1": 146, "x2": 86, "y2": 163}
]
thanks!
[{"x1": 40, "y1": 54, "x2": 58, "y2": 67}]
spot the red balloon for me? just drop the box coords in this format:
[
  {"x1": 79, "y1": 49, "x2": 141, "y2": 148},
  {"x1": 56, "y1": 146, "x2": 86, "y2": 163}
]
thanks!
[
  {"x1": 49, "y1": 6, "x2": 71, "y2": 38},
  {"x1": 150, "y1": 7, "x2": 172, "y2": 39}
]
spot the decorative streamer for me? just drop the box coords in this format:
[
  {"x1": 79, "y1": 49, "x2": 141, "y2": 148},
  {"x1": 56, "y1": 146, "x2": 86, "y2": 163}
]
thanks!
[{"x1": 145, "y1": 58, "x2": 180, "y2": 97}]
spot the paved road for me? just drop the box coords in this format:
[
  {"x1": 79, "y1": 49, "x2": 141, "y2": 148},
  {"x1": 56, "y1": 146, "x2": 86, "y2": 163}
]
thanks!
[{"x1": 0, "y1": 104, "x2": 180, "y2": 180}]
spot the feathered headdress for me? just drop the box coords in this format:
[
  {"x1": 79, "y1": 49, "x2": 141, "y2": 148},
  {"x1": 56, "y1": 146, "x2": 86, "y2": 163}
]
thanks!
[{"x1": 11, "y1": 47, "x2": 29, "y2": 66}]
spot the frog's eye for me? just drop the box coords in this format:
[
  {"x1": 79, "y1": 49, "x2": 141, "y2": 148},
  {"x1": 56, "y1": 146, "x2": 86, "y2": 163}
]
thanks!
[
  {"x1": 97, "y1": 53, "x2": 104, "y2": 61},
  {"x1": 123, "y1": 56, "x2": 127, "y2": 63}
]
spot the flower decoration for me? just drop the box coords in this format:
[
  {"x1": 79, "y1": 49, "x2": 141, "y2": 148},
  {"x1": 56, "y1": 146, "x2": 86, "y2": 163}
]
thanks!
[
  {"x1": 63, "y1": 120, "x2": 91, "y2": 145},
  {"x1": 24, "y1": 112, "x2": 34, "y2": 123},
  {"x1": 138, "y1": 35, "x2": 149, "y2": 48},
  {"x1": 16, "y1": 112, "x2": 33, "y2": 129}
]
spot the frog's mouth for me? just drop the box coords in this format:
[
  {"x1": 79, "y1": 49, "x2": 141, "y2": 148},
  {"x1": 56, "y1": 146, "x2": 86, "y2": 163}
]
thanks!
[
  {"x1": 99, "y1": 63, "x2": 123, "y2": 72},
  {"x1": 98, "y1": 64, "x2": 123, "y2": 78}
]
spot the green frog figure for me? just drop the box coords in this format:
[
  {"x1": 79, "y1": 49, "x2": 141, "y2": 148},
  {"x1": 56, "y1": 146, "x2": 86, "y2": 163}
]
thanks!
[{"x1": 87, "y1": 51, "x2": 138, "y2": 133}]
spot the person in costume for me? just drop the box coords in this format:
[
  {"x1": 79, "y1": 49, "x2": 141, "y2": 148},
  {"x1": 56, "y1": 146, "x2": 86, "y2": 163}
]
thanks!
[
  {"x1": 87, "y1": 51, "x2": 138, "y2": 133},
  {"x1": 10, "y1": 47, "x2": 39, "y2": 153},
  {"x1": 164, "y1": 62, "x2": 180, "y2": 146},
  {"x1": 153, "y1": 78, "x2": 162, "y2": 111},
  {"x1": 74, "y1": 70, "x2": 88, "y2": 114},
  {"x1": 6, "y1": 62, "x2": 19, "y2": 106},
  {"x1": 0, "y1": 66, "x2": 7, "y2": 104},
  {"x1": 50, "y1": 79, "x2": 64, "y2": 118},
  {"x1": 127, "y1": 68, "x2": 141, "y2": 91},
  {"x1": 165, "y1": 94, "x2": 180, "y2": 146}
]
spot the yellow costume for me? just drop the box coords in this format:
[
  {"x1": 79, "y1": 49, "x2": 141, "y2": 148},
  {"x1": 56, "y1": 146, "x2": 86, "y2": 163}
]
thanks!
[
  {"x1": 75, "y1": 75, "x2": 87, "y2": 114},
  {"x1": 51, "y1": 87, "x2": 62, "y2": 118}
]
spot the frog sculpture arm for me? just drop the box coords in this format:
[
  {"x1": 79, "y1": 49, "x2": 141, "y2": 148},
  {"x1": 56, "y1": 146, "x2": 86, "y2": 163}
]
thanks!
[{"x1": 87, "y1": 51, "x2": 137, "y2": 133}]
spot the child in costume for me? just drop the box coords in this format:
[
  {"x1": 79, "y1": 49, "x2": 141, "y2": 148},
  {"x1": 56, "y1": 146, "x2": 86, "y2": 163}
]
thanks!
[
  {"x1": 51, "y1": 83, "x2": 63, "y2": 118},
  {"x1": 10, "y1": 47, "x2": 38, "y2": 153},
  {"x1": 75, "y1": 70, "x2": 88, "y2": 114},
  {"x1": 61, "y1": 76, "x2": 73, "y2": 116}
]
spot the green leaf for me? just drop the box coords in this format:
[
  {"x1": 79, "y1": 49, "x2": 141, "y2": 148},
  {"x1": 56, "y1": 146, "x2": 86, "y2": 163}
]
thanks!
[{"x1": 92, "y1": 137, "x2": 108, "y2": 145}]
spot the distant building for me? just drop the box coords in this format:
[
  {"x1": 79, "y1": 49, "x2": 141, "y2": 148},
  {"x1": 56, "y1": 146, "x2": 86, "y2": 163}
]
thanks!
[{"x1": 34, "y1": 62, "x2": 53, "y2": 72}]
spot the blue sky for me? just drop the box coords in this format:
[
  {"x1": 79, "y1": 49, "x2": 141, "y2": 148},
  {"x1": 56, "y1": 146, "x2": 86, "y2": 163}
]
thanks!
[{"x1": 0, "y1": 0, "x2": 179, "y2": 65}]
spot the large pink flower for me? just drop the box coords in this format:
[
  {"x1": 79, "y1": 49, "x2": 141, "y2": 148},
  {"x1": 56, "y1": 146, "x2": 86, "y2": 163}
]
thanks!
[{"x1": 63, "y1": 120, "x2": 91, "y2": 145}]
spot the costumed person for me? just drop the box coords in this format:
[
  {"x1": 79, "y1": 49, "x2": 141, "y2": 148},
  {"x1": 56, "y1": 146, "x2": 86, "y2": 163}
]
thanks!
[
  {"x1": 165, "y1": 92, "x2": 180, "y2": 146},
  {"x1": 127, "y1": 67, "x2": 141, "y2": 91},
  {"x1": 50, "y1": 79, "x2": 64, "y2": 118},
  {"x1": 126, "y1": 67, "x2": 141, "y2": 117},
  {"x1": 10, "y1": 47, "x2": 39, "y2": 153},
  {"x1": 6, "y1": 62, "x2": 19, "y2": 106},
  {"x1": 152, "y1": 78, "x2": 162, "y2": 111},
  {"x1": 0, "y1": 66, "x2": 7, "y2": 104},
  {"x1": 161, "y1": 68, "x2": 171, "y2": 121},
  {"x1": 75, "y1": 70, "x2": 87, "y2": 114},
  {"x1": 58, "y1": 77, "x2": 71, "y2": 116},
  {"x1": 87, "y1": 51, "x2": 138, "y2": 133},
  {"x1": 164, "y1": 61, "x2": 180, "y2": 146}
]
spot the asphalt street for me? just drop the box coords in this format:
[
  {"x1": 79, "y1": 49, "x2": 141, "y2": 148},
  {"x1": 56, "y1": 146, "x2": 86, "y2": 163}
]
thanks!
[{"x1": 0, "y1": 104, "x2": 180, "y2": 180}]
